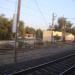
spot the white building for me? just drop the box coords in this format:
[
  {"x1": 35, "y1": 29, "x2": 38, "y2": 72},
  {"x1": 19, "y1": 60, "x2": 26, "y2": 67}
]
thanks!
[{"x1": 43, "y1": 30, "x2": 74, "y2": 42}]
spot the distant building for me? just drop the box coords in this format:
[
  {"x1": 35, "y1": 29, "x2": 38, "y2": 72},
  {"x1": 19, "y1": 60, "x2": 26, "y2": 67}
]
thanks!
[
  {"x1": 43, "y1": 31, "x2": 52, "y2": 42},
  {"x1": 43, "y1": 30, "x2": 74, "y2": 42},
  {"x1": 65, "y1": 33, "x2": 74, "y2": 41},
  {"x1": 25, "y1": 33, "x2": 35, "y2": 39},
  {"x1": 18, "y1": 33, "x2": 35, "y2": 44},
  {"x1": 18, "y1": 33, "x2": 35, "y2": 39},
  {"x1": 24, "y1": 33, "x2": 35, "y2": 44}
]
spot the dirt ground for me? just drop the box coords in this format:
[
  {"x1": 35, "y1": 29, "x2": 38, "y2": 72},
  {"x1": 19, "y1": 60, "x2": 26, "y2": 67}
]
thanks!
[{"x1": 0, "y1": 43, "x2": 75, "y2": 66}]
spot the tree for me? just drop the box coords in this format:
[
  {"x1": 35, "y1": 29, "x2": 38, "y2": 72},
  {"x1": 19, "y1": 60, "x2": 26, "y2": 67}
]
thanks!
[
  {"x1": 65, "y1": 21, "x2": 72, "y2": 33},
  {"x1": 36, "y1": 29, "x2": 43, "y2": 39},
  {"x1": 57, "y1": 17, "x2": 73, "y2": 42},
  {"x1": 54, "y1": 35, "x2": 60, "y2": 41},
  {"x1": 54, "y1": 25, "x2": 59, "y2": 31},
  {"x1": 19, "y1": 21, "x2": 25, "y2": 38},
  {"x1": 0, "y1": 14, "x2": 36, "y2": 40},
  {"x1": 25, "y1": 27, "x2": 35, "y2": 34},
  {"x1": 58, "y1": 17, "x2": 66, "y2": 31},
  {"x1": 58, "y1": 17, "x2": 72, "y2": 32},
  {"x1": 0, "y1": 14, "x2": 12, "y2": 40}
]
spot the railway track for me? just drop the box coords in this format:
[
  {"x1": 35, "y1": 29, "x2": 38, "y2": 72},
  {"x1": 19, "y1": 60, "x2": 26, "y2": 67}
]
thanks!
[
  {"x1": 12, "y1": 53, "x2": 75, "y2": 75},
  {"x1": 61, "y1": 65, "x2": 75, "y2": 75}
]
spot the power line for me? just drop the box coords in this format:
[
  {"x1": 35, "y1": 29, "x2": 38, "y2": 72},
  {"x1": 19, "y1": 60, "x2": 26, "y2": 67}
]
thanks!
[
  {"x1": 0, "y1": 6, "x2": 35, "y2": 17},
  {"x1": 5, "y1": 0, "x2": 17, "y2": 4},
  {"x1": 0, "y1": 0, "x2": 17, "y2": 13},
  {"x1": 0, "y1": 6, "x2": 16, "y2": 12},
  {"x1": 33, "y1": 0, "x2": 48, "y2": 25},
  {"x1": 0, "y1": 0, "x2": 18, "y2": 21},
  {"x1": 0, "y1": 3, "x2": 38, "y2": 18}
]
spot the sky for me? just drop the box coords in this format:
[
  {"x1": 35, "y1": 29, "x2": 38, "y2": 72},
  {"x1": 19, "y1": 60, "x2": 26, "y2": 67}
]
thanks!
[{"x1": 0, "y1": 0, "x2": 75, "y2": 30}]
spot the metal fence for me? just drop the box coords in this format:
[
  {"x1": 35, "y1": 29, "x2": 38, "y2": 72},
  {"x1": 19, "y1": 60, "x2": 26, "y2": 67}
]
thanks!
[
  {"x1": 0, "y1": 40, "x2": 72, "y2": 65},
  {"x1": 0, "y1": 39, "x2": 52, "y2": 65}
]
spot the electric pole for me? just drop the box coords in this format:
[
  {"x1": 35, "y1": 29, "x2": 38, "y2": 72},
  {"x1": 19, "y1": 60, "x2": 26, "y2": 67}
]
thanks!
[
  {"x1": 14, "y1": 0, "x2": 21, "y2": 62},
  {"x1": 51, "y1": 13, "x2": 55, "y2": 43},
  {"x1": 62, "y1": 17, "x2": 65, "y2": 42}
]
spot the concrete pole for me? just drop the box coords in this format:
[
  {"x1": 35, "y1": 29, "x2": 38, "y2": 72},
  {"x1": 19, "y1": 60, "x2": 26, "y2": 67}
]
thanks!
[
  {"x1": 14, "y1": 0, "x2": 21, "y2": 62},
  {"x1": 51, "y1": 13, "x2": 55, "y2": 43},
  {"x1": 62, "y1": 17, "x2": 65, "y2": 42}
]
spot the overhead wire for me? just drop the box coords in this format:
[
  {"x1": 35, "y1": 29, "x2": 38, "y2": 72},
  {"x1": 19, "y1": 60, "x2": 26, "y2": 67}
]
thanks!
[
  {"x1": 5, "y1": 0, "x2": 17, "y2": 4},
  {"x1": 33, "y1": 0, "x2": 48, "y2": 25},
  {"x1": 0, "y1": 6, "x2": 16, "y2": 13},
  {"x1": 0, "y1": 0, "x2": 48, "y2": 28},
  {"x1": 0, "y1": 0, "x2": 17, "y2": 14},
  {"x1": 0, "y1": 1, "x2": 38, "y2": 18}
]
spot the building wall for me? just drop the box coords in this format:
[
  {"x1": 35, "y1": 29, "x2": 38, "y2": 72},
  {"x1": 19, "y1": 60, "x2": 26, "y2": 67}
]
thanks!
[
  {"x1": 43, "y1": 31, "x2": 52, "y2": 42},
  {"x1": 65, "y1": 34, "x2": 74, "y2": 41},
  {"x1": 25, "y1": 34, "x2": 35, "y2": 39},
  {"x1": 53, "y1": 31, "x2": 62, "y2": 36},
  {"x1": 43, "y1": 30, "x2": 74, "y2": 42}
]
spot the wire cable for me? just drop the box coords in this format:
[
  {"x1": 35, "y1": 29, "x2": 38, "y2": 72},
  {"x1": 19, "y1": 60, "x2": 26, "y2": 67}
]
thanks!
[
  {"x1": 0, "y1": 0, "x2": 17, "y2": 13},
  {"x1": 33, "y1": 0, "x2": 48, "y2": 25},
  {"x1": 5, "y1": 0, "x2": 17, "y2": 4}
]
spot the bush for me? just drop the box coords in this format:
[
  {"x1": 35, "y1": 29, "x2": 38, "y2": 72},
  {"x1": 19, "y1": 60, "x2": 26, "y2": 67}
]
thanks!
[{"x1": 54, "y1": 35, "x2": 61, "y2": 41}]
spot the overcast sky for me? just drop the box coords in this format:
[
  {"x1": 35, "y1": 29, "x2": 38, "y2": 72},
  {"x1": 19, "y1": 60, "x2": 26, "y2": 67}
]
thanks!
[{"x1": 0, "y1": 0, "x2": 75, "y2": 30}]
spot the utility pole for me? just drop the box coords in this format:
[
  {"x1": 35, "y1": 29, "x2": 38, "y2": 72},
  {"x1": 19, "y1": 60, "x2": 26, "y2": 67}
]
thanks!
[
  {"x1": 62, "y1": 17, "x2": 65, "y2": 42},
  {"x1": 51, "y1": 13, "x2": 55, "y2": 43},
  {"x1": 14, "y1": 0, "x2": 21, "y2": 62}
]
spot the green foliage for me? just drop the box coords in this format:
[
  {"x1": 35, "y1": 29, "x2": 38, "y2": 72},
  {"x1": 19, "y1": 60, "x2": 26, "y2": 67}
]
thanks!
[
  {"x1": 54, "y1": 25, "x2": 59, "y2": 31},
  {"x1": 65, "y1": 21, "x2": 72, "y2": 33},
  {"x1": 19, "y1": 21, "x2": 25, "y2": 38},
  {"x1": 0, "y1": 15, "x2": 12, "y2": 40},
  {"x1": 0, "y1": 14, "x2": 42, "y2": 40},
  {"x1": 55, "y1": 17, "x2": 72, "y2": 33},
  {"x1": 25, "y1": 27, "x2": 35, "y2": 34},
  {"x1": 58, "y1": 17, "x2": 66, "y2": 31},
  {"x1": 36, "y1": 29, "x2": 43, "y2": 39},
  {"x1": 54, "y1": 35, "x2": 61, "y2": 41},
  {"x1": 0, "y1": 14, "x2": 75, "y2": 42}
]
